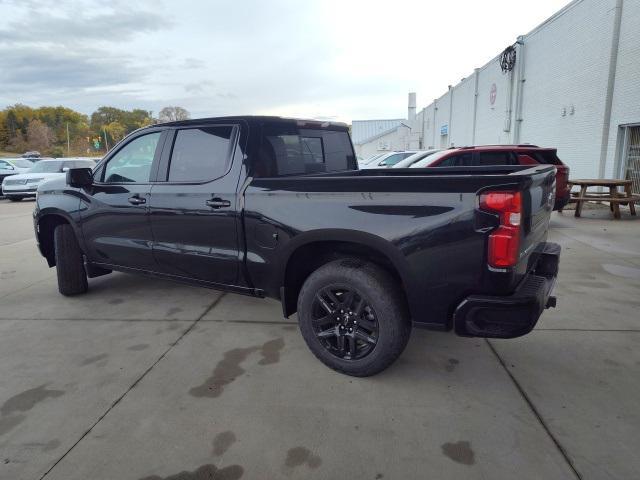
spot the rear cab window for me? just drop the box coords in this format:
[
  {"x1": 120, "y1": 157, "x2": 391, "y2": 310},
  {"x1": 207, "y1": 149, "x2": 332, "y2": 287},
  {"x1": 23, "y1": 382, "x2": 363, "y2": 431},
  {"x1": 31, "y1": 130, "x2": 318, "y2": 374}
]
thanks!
[{"x1": 256, "y1": 123, "x2": 355, "y2": 177}]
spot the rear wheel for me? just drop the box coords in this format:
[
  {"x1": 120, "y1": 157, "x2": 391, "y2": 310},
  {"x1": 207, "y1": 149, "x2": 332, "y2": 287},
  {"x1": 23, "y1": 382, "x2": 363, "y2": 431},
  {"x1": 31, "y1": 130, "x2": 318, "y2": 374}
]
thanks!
[
  {"x1": 54, "y1": 224, "x2": 88, "y2": 296},
  {"x1": 297, "y1": 258, "x2": 411, "y2": 376}
]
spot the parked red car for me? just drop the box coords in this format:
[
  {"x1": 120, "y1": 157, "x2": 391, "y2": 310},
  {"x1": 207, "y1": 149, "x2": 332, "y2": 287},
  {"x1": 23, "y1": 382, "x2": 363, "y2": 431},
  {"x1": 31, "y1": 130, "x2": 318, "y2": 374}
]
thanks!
[{"x1": 404, "y1": 145, "x2": 570, "y2": 210}]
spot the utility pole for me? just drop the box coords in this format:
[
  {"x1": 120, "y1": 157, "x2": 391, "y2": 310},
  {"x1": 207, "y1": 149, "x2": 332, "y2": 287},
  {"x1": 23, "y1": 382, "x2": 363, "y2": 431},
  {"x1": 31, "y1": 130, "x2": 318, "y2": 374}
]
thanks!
[
  {"x1": 103, "y1": 127, "x2": 109, "y2": 152},
  {"x1": 66, "y1": 123, "x2": 70, "y2": 155}
]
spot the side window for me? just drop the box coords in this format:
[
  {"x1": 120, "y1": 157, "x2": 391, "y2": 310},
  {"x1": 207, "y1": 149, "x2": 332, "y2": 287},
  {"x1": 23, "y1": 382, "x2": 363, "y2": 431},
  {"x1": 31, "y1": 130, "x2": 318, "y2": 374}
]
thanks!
[
  {"x1": 257, "y1": 125, "x2": 355, "y2": 177},
  {"x1": 103, "y1": 132, "x2": 161, "y2": 183},
  {"x1": 477, "y1": 152, "x2": 514, "y2": 166},
  {"x1": 167, "y1": 126, "x2": 234, "y2": 182},
  {"x1": 379, "y1": 153, "x2": 403, "y2": 166},
  {"x1": 437, "y1": 153, "x2": 472, "y2": 167}
]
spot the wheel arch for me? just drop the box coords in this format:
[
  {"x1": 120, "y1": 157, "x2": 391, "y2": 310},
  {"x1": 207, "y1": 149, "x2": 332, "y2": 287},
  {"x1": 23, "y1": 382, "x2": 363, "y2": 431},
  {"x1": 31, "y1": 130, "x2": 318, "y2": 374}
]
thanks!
[
  {"x1": 37, "y1": 211, "x2": 74, "y2": 267},
  {"x1": 279, "y1": 230, "x2": 413, "y2": 319}
]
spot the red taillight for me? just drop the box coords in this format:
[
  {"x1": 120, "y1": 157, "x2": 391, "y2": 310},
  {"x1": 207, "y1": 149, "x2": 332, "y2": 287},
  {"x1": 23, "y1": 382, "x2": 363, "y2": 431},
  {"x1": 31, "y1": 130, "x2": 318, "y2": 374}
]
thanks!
[{"x1": 479, "y1": 191, "x2": 522, "y2": 268}]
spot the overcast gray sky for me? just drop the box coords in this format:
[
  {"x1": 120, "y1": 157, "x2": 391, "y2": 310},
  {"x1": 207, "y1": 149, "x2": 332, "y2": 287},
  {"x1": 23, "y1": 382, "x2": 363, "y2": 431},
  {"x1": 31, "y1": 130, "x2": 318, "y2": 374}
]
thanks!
[{"x1": 0, "y1": 0, "x2": 569, "y2": 122}]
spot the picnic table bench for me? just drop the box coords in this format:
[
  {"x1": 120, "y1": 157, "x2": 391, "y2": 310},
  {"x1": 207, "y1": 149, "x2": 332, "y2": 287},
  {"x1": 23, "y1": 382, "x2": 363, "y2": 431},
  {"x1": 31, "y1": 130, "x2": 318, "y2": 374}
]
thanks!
[{"x1": 566, "y1": 179, "x2": 639, "y2": 219}]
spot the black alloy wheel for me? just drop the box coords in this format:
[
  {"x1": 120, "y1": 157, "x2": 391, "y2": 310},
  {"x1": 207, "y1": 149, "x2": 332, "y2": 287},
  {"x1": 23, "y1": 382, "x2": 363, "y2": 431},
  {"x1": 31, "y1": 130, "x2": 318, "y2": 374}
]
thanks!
[{"x1": 311, "y1": 285, "x2": 378, "y2": 360}]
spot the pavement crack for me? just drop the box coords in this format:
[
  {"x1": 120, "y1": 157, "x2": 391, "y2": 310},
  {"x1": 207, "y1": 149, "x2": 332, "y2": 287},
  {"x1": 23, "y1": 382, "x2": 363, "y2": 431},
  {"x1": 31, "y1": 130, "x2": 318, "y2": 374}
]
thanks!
[
  {"x1": 37, "y1": 293, "x2": 227, "y2": 480},
  {"x1": 485, "y1": 339, "x2": 583, "y2": 480}
]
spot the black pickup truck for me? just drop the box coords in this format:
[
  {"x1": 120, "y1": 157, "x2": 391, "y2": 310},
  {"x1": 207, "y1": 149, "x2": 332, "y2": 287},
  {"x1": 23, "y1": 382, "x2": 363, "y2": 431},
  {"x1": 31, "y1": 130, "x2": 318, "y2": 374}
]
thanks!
[{"x1": 34, "y1": 116, "x2": 560, "y2": 376}]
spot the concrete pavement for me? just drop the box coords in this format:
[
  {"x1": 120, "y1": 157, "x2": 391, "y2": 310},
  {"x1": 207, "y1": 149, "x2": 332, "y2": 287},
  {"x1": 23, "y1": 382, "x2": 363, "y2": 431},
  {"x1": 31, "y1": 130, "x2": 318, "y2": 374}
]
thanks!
[{"x1": 0, "y1": 199, "x2": 638, "y2": 479}]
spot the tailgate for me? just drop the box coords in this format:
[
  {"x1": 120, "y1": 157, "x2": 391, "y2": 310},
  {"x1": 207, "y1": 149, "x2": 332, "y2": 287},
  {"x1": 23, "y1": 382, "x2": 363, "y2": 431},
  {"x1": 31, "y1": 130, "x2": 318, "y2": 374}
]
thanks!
[{"x1": 516, "y1": 165, "x2": 556, "y2": 272}]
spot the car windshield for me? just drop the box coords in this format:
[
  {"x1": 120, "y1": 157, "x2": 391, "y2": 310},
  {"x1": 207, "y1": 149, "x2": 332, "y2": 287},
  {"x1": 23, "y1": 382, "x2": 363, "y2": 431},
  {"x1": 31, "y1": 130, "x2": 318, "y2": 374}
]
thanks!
[
  {"x1": 28, "y1": 161, "x2": 64, "y2": 173},
  {"x1": 11, "y1": 159, "x2": 34, "y2": 168},
  {"x1": 409, "y1": 150, "x2": 454, "y2": 168},
  {"x1": 393, "y1": 150, "x2": 441, "y2": 168}
]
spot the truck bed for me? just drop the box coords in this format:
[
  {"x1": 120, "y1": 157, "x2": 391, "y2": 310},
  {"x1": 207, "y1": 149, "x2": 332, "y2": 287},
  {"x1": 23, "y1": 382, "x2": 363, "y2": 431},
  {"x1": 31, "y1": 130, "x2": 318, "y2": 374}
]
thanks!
[{"x1": 244, "y1": 164, "x2": 556, "y2": 330}]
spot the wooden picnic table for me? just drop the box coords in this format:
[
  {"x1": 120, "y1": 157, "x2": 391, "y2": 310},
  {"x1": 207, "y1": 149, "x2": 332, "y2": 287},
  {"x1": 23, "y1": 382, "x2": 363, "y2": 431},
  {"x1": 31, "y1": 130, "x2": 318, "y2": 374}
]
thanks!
[{"x1": 567, "y1": 179, "x2": 639, "y2": 219}]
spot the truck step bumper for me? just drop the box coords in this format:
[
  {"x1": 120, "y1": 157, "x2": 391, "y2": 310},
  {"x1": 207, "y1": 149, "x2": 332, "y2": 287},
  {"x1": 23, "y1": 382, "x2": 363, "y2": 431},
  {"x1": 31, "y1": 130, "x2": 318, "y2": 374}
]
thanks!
[{"x1": 454, "y1": 242, "x2": 560, "y2": 339}]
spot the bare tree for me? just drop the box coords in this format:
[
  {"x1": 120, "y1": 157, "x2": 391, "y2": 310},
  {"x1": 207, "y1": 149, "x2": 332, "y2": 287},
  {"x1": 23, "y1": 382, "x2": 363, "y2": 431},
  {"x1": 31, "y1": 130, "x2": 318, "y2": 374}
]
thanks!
[
  {"x1": 26, "y1": 119, "x2": 56, "y2": 153},
  {"x1": 158, "y1": 106, "x2": 191, "y2": 123}
]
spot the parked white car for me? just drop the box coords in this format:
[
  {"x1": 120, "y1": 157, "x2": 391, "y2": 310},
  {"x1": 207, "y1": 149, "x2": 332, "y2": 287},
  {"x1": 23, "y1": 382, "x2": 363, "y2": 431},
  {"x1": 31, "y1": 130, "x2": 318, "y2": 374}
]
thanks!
[
  {"x1": 358, "y1": 151, "x2": 419, "y2": 169},
  {"x1": 2, "y1": 158, "x2": 96, "y2": 201},
  {"x1": 392, "y1": 149, "x2": 442, "y2": 168},
  {"x1": 0, "y1": 158, "x2": 34, "y2": 189}
]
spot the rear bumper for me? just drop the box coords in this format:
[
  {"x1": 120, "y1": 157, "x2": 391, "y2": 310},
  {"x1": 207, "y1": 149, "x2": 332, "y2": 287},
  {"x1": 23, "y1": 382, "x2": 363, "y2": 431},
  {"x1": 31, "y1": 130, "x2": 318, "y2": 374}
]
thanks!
[{"x1": 454, "y1": 242, "x2": 560, "y2": 338}]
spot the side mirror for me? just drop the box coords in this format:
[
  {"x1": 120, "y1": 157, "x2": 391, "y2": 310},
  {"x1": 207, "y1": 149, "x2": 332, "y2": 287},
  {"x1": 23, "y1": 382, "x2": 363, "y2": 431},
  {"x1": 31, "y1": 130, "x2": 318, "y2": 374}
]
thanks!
[
  {"x1": 66, "y1": 168, "x2": 93, "y2": 188},
  {"x1": 6, "y1": 165, "x2": 14, "y2": 170}
]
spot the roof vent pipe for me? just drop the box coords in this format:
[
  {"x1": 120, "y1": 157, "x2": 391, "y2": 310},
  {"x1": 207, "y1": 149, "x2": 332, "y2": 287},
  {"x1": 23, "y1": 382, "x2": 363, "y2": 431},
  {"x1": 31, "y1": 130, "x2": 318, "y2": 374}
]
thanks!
[{"x1": 408, "y1": 92, "x2": 417, "y2": 121}]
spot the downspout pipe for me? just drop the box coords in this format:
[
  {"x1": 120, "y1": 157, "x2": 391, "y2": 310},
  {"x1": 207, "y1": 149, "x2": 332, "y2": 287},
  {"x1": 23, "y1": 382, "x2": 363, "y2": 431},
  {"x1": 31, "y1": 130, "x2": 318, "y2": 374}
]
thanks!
[
  {"x1": 598, "y1": 0, "x2": 623, "y2": 179},
  {"x1": 472, "y1": 68, "x2": 480, "y2": 144},
  {"x1": 432, "y1": 99, "x2": 438, "y2": 148},
  {"x1": 513, "y1": 36, "x2": 526, "y2": 144},
  {"x1": 448, "y1": 85, "x2": 454, "y2": 146}
]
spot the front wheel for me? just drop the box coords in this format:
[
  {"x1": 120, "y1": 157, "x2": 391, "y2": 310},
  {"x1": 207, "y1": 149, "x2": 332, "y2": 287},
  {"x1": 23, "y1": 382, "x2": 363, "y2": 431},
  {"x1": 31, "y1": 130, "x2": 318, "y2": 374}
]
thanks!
[
  {"x1": 297, "y1": 259, "x2": 411, "y2": 377},
  {"x1": 54, "y1": 224, "x2": 88, "y2": 296}
]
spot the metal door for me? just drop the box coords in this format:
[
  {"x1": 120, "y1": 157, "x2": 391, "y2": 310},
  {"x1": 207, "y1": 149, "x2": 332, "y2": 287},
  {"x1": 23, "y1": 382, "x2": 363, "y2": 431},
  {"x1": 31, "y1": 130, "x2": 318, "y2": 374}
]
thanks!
[{"x1": 621, "y1": 126, "x2": 640, "y2": 194}]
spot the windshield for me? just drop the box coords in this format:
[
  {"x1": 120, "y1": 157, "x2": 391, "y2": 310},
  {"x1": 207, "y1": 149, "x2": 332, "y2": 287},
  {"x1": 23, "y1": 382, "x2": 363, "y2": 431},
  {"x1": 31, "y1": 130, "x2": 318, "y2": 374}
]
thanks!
[
  {"x1": 11, "y1": 159, "x2": 34, "y2": 168},
  {"x1": 393, "y1": 150, "x2": 441, "y2": 168},
  {"x1": 379, "y1": 152, "x2": 414, "y2": 166},
  {"x1": 409, "y1": 150, "x2": 453, "y2": 168},
  {"x1": 28, "y1": 161, "x2": 64, "y2": 173}
]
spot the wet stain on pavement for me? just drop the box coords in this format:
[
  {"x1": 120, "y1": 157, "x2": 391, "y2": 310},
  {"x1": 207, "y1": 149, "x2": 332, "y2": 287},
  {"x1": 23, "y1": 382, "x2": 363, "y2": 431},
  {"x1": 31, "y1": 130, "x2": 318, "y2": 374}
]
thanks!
[
  {"x1": 285, "y1": 446, "x2": 322, "y2": 469},
  {"x1": 212, "y1": 430, "x2": 236, "y2": 456},
  {"x1": 0, "y1": 414, "x2": 26, "y2": 436},
  {"x1": 166, "y1": 323, "x2": 182, "y2": 331},
  {"x1": 24, "y1": 439, "x2": 61, "y2": 452},
  {"x1": 139, "y1": 463, "x2": 244, "y2": 480},
  {"x1": 128, "y1": 344, "x2": 150, "y2": 351},
  {"x1": 1, "y1": 384, "x2": 65, "y2": 416},
  {"x1": 375, "y1": 474, "x2": 384, "y2": 479},
  {"x1": 441, "y1": 441, "x2": 475, "y2": 465},
  {"x1": 166, "y1": 307, "x2": 183, "y2": 317},
  {"x1": 258, "y1": 337, "x2": 285, "y2": 365},
  {"x1": 189, "y1": 346, "x2": 259, "y2": 398},
  {"x1": 282, "y1": 325, "x2": 297, "y2": 331},
  {"x1": 108, "y1": 298, "x2": 124, "y2": 305},
  {"x1": 445, "y1": 358, "x2": 459, "y2": 372},
  {"x1": 603, "y1": 358, "x2": 621, "y2": 367},
  {"x1": 80, "y1": 353, "x2": 109, "y2": 366},
  {"x1": 190, "y1": 338, "x2": 285, "y2": 398}
]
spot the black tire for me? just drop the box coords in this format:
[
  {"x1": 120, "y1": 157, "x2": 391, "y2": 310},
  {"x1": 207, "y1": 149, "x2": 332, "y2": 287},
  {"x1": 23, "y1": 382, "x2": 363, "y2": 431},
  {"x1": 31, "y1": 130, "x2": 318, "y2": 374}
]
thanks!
[
  {"x1": 8, "y1": 196, "x2": 22, "y2": 202},
  {"x1": 54, "y1": 224, "x2": 88, "y2": 296},
  {"x1": 297, "y1": 258, "x2": 411, "y2": 377}
]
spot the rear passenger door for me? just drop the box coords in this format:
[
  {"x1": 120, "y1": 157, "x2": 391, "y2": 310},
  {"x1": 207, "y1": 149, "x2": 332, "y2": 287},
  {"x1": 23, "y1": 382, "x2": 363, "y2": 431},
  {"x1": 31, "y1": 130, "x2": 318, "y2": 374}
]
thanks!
[{"x1": 148, "y1": 123, "x2": 242, "y2": 286}]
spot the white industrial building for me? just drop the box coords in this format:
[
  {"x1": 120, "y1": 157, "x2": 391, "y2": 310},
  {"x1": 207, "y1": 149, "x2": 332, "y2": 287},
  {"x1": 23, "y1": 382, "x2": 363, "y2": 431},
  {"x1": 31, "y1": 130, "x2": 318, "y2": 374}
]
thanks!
[{"x1": 353, "y1": 0, "x2": 639, "y2": 191}]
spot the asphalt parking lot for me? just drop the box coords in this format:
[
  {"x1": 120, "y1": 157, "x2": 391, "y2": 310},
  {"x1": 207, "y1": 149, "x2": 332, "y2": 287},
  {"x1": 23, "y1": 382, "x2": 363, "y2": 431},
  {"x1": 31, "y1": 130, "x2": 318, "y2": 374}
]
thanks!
[{"x1": 1, "y1": 198, "x2": 639, "y2": 480}]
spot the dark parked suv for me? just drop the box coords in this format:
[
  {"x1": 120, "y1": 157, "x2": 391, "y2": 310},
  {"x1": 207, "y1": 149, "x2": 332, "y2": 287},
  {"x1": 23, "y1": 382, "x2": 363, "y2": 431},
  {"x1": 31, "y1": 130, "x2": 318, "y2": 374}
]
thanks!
[{"x1": 34, "y1": 116, "x2": 560, "y2": 376}]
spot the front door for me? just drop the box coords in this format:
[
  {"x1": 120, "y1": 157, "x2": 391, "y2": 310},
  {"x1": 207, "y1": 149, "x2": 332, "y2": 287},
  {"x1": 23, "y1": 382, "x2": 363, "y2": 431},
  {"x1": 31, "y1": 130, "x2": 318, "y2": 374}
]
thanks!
[
  {"x1": 148, "y1": 124, "x2": 240, "y2": 286},
  {"x1": 81, "y1": 130, "x2": 165, "y2": 270}
]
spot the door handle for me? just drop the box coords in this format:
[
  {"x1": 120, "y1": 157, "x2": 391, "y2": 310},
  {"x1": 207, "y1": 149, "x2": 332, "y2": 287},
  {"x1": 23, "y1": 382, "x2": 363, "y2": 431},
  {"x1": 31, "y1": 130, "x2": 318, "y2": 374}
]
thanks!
[
  {"x1": 128, "y1": 195, "x2": 146, "y2": 205},
  {"x1": 206, "y1": 198, "x2": 231, "y2": 209}
]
